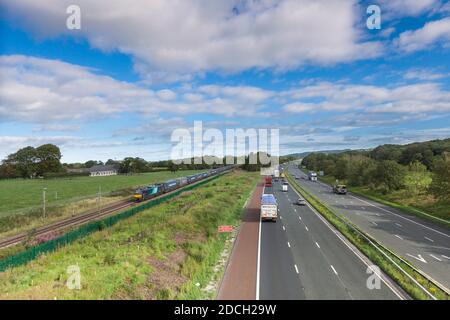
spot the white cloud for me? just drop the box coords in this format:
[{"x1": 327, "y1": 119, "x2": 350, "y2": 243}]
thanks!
[
  {"x1": 156, "y1": 89, "x2": 177, "y2": 101},
  {"x1": 1, "y1": 0, "x2": 383, "y2": 82},
  {"x1": 403, "y1": 68, "x2": 449, "y2": 81},
  {"x1": 0, "y1": 55, "x2": 277, "y2": 123},
  {"x1": 378, "y1": 0, "x2": 440, "y2": 18},
  {"x1": 283, "y1": 81, "x2": 450, "y2": 114},
  {"x1": 395, "y1": 17, "x2": 450, "y2": 52},
  {"x1": 0, "y1": 135, "x2": 79, "y2": 160}
]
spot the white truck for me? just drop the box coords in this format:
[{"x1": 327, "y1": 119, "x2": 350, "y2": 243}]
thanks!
[
  {"x1": 273, "y1": 169, "x2": 280, "y2": 179},
  {"x1": 282, "y1": 181, "x2": 288, "y2": 192},
  {"x1": 308, "y1": 172, "x2": 318, "y2": 182},
  {"x1": 261, "y1": 194, "x2": 278, "y2": 222}
]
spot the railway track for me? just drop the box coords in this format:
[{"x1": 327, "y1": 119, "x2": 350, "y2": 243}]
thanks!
[
  {"x1": 0, "y1": 200, "x2": 135, "y2": 249},
  {"x1": 0, "y1": 171, "x2": 230, "y2": 250}
]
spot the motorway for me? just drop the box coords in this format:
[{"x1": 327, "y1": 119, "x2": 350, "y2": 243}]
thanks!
[
  {"x1": 259, "y1": 179, "x2": 405, "y2": 300},
  {"x1": 287, "y1": 164, "x2": 450, "y2": 292}
]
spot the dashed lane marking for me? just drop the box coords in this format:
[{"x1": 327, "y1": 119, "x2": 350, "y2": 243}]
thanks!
[
  {"x1": 430, "y1": 254, "x2": 442, "y2": 262},
  {"x1": 330, "y1": 265, "x2": 338, "y2": 275}
]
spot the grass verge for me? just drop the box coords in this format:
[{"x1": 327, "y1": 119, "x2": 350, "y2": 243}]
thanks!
[
  {"x1": 0, "y1": 170, "x2": 259, "y2": 299},
  {"x1": 287, "y1": 173, "x2": 449, "y2": 300}
]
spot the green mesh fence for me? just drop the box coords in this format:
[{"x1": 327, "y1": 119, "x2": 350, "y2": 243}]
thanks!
[{"x1": 0, "y1": 174, "x2": 222, "y2": 272}]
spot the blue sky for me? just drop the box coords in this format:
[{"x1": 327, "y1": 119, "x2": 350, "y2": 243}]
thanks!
[{"x1": 1, "y1": 0, "x2": 450, "y2": 163}]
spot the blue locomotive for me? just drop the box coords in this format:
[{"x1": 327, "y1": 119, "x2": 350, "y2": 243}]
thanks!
[{"x1": 133, "y1": 166, "x2": 232, "y2": 202}]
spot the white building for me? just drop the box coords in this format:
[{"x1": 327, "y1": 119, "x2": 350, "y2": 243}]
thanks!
[{"x1": 88, "y1": 165, "x2": 118, "y2": 177}]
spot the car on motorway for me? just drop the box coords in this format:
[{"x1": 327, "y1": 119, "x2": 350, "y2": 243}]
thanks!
[
  {"x1": 296, "y1": 198, "x2": 306, "y2": 206},
  {"x1": 333, "y1": 184, "x2": 347, "y2": 195}
]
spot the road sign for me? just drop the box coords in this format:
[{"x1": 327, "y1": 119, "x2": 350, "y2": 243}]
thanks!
[{"x1": 218, "y1": 226, "x2": 233, "y2": 233}]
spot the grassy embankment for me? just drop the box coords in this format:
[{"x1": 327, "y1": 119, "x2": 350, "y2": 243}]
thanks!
[
  {"x1": 0, "y1": 170, "x2": 259, "y2": 300},
  {"x1": 287, "y1": 173, "x2": 449, "y2": 300},
  {"x1": 0, "y1": 170, "x2": 202, "y2": 239},
  {"x1": 317, "y1": 174, "x2": 450, "y2": 227}
]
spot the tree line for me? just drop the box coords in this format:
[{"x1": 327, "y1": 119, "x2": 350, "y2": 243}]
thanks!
[
  {"x1": 1, "y1": 144, "x2": 267, "y2": 179},
  {"x1": 301, "y1": 138, "x2": 450, "y2": 202}
]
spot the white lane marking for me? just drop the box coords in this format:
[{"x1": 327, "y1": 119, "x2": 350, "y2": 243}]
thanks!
[
  {"x1": 294, "y1": 264, "x2": 299, "y2": 274},
  {"x1": 305, "y1": 225, "x2": 309, "y2": 231},
  {"x1": 330, "y1": 265, "x2": 338, "y2": 275},
  {"x1": 315, "y1": 242, "x2": 320, "y2": 249},
  {"x1": 280, "y1": 216, "x2": 282, "y2": 220},
  {"x1": 288, "y1": 175, "x2": 405, "y2": 300},
  {"x1": 298, "y1": 216, "x2": 302, "y2": 221},
  {"x1": 371, "y1": 221, "x2": 378, "y2": 226},
  {"x1": 282, "y1": 226, "x2": 286, "y2": 231},
  {"x1": 430, "y1": 254, "x2": 442, "y2": 262},
  {"x1": 395, "y1": 223, "x2": 403, "y2": 228},
  {"x1": 407, "y1": 253, "x2": 427, "y2": 264},
  {"x1": 395, "y1": 234, "x2": 403, "y2": 240},
  {"x1": 349, "y1": 194, "x2": 450, "y2": 238},
  {"x1": 287, "y1": 241, "x2": 291, "y2": 248},
  {"x1": 256, "y1": 190, "x2": 262, "y2": 301},
  {"x1": 441, "y1": 255, "x2": 450, "y2": 260},
  {"x1": 424, "y1": 236, "x2": 434, "y2": 243},
  {"x1": 294, "y1": 208, "x2": 297, "y2": 212}
]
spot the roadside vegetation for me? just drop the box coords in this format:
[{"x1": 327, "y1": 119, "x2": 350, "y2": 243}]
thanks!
[
  {"x1": 286, "y1": 173, "x2": 449, "y2": 300},
  {"x1": 0, "y1": 170, "x2": 259, "y2": 299},
  {"x1": 301, "y1": 138, "x2": 450, "y2": 223}
]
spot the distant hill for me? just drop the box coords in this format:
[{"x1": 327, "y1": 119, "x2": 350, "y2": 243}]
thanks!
[{"x1": 283, "y1": 149, "x2": 356, "y2": 159}]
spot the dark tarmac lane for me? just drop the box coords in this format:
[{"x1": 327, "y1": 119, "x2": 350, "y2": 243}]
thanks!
[
  {"x1": 287, "y1": 164, "x2": 450, "y2": 292},
  {"x1": 259, "y1": 180, "x2": 404, "y2": 300}
]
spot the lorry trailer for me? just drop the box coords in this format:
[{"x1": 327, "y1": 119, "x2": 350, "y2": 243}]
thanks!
[
  {"x1": 261, "y1": 194, "x2": 278, "y2": 222},
  {"x1": 265, "y1": 176, "x2": 273, "y2": 187}
]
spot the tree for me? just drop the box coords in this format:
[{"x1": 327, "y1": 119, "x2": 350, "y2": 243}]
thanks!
[
  {"x1": 120, "y1": 157, "x2": 148, "y2": 174},
  {"x1": 84, "y1": 160, "x2": 103, "y2": 168},
  {"x1": 334, "y1": 158, "x2": 349, "y2": 180},
  {"x1": 403, "y1": 161, "x2": 431, "y2": 195},
  {"x1": 373, "y1": 160, "x2": 406, "y2": 191},
  {"x1": 35, "y1": 144, "x2": 62, "y2": 175},
  {"x1": 168, "y1": 161, "x2": 179, "y2": 173},
  {"x1": 0, "y1": 163, "x2": 17, "y2": 179},
  {"x1": 429, "y1": 153, "x2": 450, "y2": 202},
  {"x1": 4, "y1": 146, "x2": 38, "y2": 178}
]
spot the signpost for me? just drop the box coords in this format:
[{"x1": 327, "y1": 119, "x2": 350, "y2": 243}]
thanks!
[{"x1": 218, "y1": 226, "x2": 233, "y2": 233}]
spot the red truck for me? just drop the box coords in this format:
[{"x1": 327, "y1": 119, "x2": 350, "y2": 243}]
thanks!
[{"x1": 265, "y1": 176, "x2": 273, "y2": 187}]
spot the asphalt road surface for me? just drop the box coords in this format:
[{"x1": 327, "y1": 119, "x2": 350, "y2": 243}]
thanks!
[
  {"x1": 287, "y1": 164, "x2": 450, "y2": 292},
  {"x1": 258, "y1": 180, "x2": 405, "y2": 300}
]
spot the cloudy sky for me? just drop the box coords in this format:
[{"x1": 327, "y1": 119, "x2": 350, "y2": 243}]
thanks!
[{"x1": 1, "y1": 0, "x2": 450, "y2": 163}]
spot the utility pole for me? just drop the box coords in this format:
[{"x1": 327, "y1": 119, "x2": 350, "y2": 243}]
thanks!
[
  {"x1": 43, "y1": 188, "x2": 47, "y2": 219},
  {"x1": 98, "y1": 186, "x2": 102, "y2": 214}
]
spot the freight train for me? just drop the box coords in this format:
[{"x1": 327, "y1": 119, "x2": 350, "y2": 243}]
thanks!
[{"x1": 133, "y1": 166, "x2": 232, "y2": 201}]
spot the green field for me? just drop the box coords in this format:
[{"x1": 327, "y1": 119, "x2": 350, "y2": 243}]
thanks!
[
  {"x1": 0, "y1": 170, "x2": 201, "y2": 217},
  {"x1": 0, "y1": 171, "x2": 259, "y2": 299}
]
